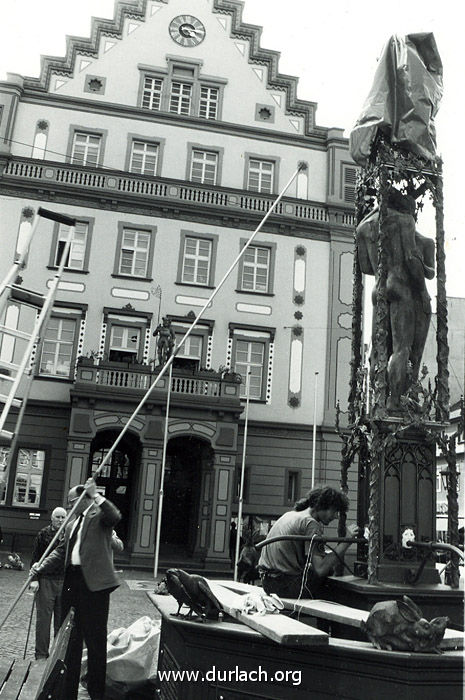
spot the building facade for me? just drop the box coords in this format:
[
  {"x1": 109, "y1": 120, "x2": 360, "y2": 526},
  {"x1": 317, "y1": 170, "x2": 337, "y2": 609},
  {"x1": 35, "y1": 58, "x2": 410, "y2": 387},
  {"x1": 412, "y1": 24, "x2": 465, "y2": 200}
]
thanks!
[{"x1": 0, "y1": 0, "x2": 356, "y2": 566}]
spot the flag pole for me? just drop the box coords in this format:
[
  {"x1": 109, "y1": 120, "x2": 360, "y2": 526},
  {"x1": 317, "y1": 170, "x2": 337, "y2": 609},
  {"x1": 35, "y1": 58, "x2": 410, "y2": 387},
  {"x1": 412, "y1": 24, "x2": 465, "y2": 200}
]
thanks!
[
  {"x1": 311, "y1": 371, "x2": 319, "y2": 488},
  {"x1": 153, "y1": 360, "x2": 173, "y2": 579},
  {"x1": 234, "y1": 370, "x2": 251, "y2": 582}
]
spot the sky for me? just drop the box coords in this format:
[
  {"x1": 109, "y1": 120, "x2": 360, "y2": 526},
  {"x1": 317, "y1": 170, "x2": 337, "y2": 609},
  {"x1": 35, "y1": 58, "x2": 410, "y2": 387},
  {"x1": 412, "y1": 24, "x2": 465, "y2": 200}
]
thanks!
[{"x1": 0, "y1": 0, "x2": 463, "y2": 297}]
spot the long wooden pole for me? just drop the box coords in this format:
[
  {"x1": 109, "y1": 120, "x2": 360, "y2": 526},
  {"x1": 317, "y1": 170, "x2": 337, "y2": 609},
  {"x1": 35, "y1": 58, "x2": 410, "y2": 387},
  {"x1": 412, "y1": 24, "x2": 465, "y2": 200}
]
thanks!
[
  {"x1": 234, "y1": 371, "x2": 251, "y2": 582},
  {"x1": 311, "y1": 371, "x2": 319, "y2": 488},
  {"x1": 0, "y1": 163, "x2": 304, "y2": 632},
  {"x1": 153, "y1": 361, "x2": 173, "y2": 579}
]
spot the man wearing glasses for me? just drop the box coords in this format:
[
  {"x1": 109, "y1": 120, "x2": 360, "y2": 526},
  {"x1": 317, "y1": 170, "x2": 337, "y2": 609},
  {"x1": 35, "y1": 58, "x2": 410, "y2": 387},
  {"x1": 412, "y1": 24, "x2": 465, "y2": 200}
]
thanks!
[{"x1": 30, "y1": 477, "x2": 121, "y2": 700}]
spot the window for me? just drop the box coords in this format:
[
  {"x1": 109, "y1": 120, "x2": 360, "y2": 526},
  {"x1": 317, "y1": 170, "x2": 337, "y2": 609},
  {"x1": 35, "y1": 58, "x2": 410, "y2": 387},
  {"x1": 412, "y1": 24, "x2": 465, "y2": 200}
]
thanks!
[
  {"x1": 181, "y1": 237, "x2": 212, "y2": 285},
  {"x1": 230, "y1": 324, "x2": 275, "y2": 402},
  {"x1": 235, "y1": 340, "x2": 265, "y2": 399},
  {"x1": 103, "y1": 309, "x2": 152, "y2": 364},
  {"x1": 141, "y1": 76, "x2": 164, "y2": 110},
  {"x1": 241, "y1": 246, "x2": 270, "y2": 293},
  {"x1": 139, "y1": 62, "x2": 225, "y2": 120},
  {"x1": 169, "y1": 82, "x2": 192, "y2": 115},
  {"x1": 190, "y1": 150, "x2": 218, "y2": 185},
  {"x1": 247, "y1": 159, "x2": 274, "y2": 194},
  {"x1": 173, "y1": 333, "x2": 203, "y2": 371},
  {"x1": 199, "y1": 86, "x2": 219, "y2": 119},
  {"x1": 12, "y1": 449, "x2": 45, "y2": 507},
  {"x1": 237, "y1": 239, "x2": 276, "y2": 295},
  {"x1": 39, "y1": 316, "x2": 77, "y2": 378},
  {"x1": 0, "y1": 447, "x2": 9, "y2": 504},
  {"x1": 1, "y1": 447, "x2": 46, "y2": 507},
  {"x1": 108, "y1": 325, "x2": 141, "y2": 363},
  {"x1": 118, "y1": 229, "x2": 151, "y2": 277},
  {"x1": 54, "y1": 222, "x2": 88, "y2": 270},
  {"x1": 129, "y1": 141, "x2": 159, "y2": 176},
  {"x1": 286, "y1": 471, "x2": 300, "y2": 505},
  {"x1": 71, "y1": 132, "x2": 101, "y2": 166}
]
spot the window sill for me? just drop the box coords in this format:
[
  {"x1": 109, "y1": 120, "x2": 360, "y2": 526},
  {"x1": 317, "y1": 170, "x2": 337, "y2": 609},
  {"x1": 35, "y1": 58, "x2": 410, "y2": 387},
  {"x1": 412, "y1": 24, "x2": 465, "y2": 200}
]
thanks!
[
  {"x1": 175, "y1": 281, "x2": 216, "y2": 290},
  {"x1": 111, "y1": 274, "x2": 153, "y2": 282},
  {"x1": 240, "y1": 398, "x2": 267, "y2": 404},
  {"x1": 0, "y1": 504, "x2": 47, "y2": 513},
  {"x1": 35, "y1": 375, "x2": 74, "y2": 383},
  {"x1": 47, "y1": 266, "x2": 89, "y2": 275},
  {"x1": 235, "y1": 289, "x2": 274, "y2": 297}
]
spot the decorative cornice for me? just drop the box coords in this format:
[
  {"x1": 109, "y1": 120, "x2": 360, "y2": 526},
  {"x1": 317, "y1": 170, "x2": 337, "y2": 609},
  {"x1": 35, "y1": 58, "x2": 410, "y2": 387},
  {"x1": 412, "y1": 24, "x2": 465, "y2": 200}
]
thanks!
[
  {"x1": 19, "y1": 92, "x2": 331, "y2": 150},
  {"x1": 24, "y1": 0, "x2": 151, "y2": 92},
  {"x1": 212, "y1": 0, "x2": 322, "y2": 136},
  {"x1": 18, "y1": 0, "x2": 327, "y2": 139}
]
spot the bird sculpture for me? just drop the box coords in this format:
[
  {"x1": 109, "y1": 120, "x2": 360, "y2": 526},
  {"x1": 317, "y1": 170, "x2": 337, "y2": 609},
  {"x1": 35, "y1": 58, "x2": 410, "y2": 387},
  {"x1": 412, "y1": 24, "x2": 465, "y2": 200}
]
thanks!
[{"x1": 165, "y1": 568, "x2": 223, "y2": 622}]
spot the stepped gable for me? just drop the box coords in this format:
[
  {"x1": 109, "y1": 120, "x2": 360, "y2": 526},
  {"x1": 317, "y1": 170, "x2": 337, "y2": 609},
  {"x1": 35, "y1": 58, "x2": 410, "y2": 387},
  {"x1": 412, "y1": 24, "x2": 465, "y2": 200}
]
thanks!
[{"x1": 21, "y1": 0, "x2": 321, "y2": 137}]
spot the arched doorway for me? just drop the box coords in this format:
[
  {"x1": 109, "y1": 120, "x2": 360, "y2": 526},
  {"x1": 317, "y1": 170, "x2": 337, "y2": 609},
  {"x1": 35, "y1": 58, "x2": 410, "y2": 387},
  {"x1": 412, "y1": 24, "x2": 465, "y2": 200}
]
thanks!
[
  {"x1": 88, "y1": 430, "x2": 141, "y2": 543},
  {"x1": 160, "y1": 435, "x2": 214, "y2": 557}
]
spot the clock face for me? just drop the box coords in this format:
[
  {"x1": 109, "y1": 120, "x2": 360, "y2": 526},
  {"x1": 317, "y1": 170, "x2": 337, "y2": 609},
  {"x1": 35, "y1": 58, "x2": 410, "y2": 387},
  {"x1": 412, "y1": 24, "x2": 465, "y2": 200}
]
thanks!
[{"x1": 169, "y1": 15, "x2": 206, "y2": 47}]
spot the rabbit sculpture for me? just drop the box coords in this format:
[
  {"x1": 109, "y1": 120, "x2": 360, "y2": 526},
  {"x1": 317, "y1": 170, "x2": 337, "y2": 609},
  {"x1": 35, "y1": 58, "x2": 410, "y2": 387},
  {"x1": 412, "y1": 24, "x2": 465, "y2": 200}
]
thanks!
[{"x1": 361, "y1": 595, "x2": 449, "y2": 653}]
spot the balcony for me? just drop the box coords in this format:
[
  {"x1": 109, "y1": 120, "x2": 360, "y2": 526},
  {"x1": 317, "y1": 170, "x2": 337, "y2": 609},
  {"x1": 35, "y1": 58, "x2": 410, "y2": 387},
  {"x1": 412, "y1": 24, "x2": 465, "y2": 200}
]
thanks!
[
  {"x1": 72, "y1": 360, "x2": 243, "y2": 414},
  {"x1": 2, "y1": 156, "x2": 356, "y2": 228}
]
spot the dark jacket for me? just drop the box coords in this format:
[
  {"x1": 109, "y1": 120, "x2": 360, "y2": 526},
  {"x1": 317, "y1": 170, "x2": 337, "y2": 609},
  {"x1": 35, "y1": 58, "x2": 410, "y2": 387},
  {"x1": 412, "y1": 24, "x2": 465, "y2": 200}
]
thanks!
[
  {"x1": 36, "y1": 499, "x2": 121, "y2": 592},
  {"x1": 31, "y1": 524, "x2": 64, "y2": 579}
]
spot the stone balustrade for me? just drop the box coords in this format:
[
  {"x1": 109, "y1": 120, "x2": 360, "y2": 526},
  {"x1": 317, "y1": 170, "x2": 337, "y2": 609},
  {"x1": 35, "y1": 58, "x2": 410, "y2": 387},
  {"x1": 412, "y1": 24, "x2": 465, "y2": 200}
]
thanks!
[{"x1": 3, "y1": 157, "x2": 355, "y2": 227}]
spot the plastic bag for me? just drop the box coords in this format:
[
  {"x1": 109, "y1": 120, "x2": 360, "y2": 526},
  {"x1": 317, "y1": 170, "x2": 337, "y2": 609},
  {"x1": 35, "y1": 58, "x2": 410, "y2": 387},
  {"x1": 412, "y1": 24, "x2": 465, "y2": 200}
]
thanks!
[
  {"x1": 350, "y1": 33, "x2": 443, "y2": 166},
  {"x1": 81, "y1": 616, "x2": 160, "y2": 699}
]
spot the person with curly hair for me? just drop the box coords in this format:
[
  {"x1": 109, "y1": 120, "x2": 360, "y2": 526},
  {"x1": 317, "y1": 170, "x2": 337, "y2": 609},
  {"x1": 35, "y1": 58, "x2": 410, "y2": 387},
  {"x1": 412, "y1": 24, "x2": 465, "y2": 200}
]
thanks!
[{"x1": 258, "y1": 485, "x2": 359, "y2": 599}]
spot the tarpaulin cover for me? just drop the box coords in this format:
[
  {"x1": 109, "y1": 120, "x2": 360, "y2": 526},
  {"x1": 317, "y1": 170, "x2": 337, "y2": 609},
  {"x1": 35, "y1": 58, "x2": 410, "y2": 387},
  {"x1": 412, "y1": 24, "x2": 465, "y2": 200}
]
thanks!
[{"x1": 350, "y1": 33, "x2": 443, "y2": 166}]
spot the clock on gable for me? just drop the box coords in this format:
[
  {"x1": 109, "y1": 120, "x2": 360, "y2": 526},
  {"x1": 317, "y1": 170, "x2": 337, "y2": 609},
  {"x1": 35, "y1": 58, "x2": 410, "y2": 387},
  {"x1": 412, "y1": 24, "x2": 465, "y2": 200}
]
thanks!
[{"x1": 169, "y1": 15, "x2": 206, "y2": 47}]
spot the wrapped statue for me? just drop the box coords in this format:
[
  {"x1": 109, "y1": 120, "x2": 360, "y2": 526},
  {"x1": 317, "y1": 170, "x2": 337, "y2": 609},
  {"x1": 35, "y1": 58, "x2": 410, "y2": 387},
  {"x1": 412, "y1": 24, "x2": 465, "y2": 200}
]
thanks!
[{"x1": 350, "y1": 33, "x2": 443, "y2": 166}]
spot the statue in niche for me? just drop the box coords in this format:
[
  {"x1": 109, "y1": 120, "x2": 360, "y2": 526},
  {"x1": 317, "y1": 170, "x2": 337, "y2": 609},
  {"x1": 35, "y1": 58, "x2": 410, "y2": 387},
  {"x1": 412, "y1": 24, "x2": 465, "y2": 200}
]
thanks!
[
  {"x1": 153, "y1": 316, "x2": 176, "y2": 367},
  {"x1": 356, "y1": 188, "x2": 435, "y2": 411}
]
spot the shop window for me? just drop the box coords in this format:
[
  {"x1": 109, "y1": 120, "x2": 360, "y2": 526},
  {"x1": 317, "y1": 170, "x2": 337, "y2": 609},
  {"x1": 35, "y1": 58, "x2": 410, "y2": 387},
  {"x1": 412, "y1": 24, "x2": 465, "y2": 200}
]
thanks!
[
  {"x1": 0, "y1": 447, "x2": 46, "y2": 508},
  {"x1": 0, "y1": 447, "x2": 9, "y2": 504}
]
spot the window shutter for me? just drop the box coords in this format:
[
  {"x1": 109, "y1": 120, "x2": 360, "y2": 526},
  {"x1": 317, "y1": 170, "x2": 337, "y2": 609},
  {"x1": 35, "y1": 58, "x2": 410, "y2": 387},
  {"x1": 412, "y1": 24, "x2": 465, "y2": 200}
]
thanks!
[{"x1": 343, "y1": 166, "x2": 357, "y2": 203}]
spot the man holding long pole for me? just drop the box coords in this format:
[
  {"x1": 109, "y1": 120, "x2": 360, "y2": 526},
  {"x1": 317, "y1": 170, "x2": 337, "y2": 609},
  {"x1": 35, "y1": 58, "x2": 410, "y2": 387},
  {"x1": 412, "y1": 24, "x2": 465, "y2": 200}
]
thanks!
[
  {"x1": 30, "y1": 478, "x2": 121, "y2": 700},
  {"x1": 0, "y1": 162, "x2": 306, "y2": 633}
]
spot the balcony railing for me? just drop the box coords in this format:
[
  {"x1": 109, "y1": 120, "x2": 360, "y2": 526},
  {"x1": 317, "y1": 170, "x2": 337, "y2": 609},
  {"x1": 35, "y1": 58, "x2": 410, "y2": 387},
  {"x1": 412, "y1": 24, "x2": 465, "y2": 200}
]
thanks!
[
  {"x1": 75, "y1": 361, "x2": 241, "y2": 401},
  {"x1": 2, "y1": 157, "x2": 355, "y2": 228}
]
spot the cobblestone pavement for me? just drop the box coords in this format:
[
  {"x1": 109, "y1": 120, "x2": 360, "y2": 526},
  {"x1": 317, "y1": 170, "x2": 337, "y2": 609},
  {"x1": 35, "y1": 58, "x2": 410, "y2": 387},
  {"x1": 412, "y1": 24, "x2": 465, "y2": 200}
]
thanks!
[{"x1": 0, "y1": 557, "x2": 161, "y2": 661}]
